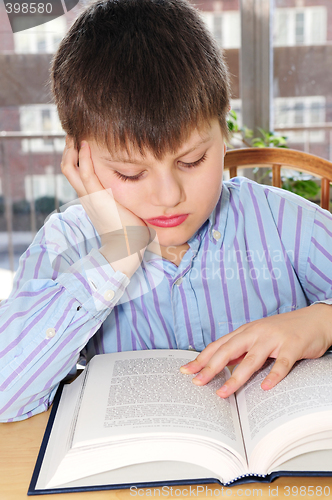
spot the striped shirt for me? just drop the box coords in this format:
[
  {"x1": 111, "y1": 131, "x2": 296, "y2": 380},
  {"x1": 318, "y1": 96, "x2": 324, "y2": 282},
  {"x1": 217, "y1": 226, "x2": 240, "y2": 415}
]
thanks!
[{"x1": 1, "y1": 176, "x2": 332, "y2": 422}]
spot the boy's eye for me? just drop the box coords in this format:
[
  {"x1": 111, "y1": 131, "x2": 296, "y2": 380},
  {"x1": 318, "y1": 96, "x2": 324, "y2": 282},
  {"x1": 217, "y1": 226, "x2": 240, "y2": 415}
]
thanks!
[
  {"x1": 113, "y1": 171, "x2": 145, "y2": 182},
  {"x1": 181, "y1": 152, "x2": 207, "y2": 169},
  {"x1": 113, "y1": 152, "x2": 207, "y2": 182}
]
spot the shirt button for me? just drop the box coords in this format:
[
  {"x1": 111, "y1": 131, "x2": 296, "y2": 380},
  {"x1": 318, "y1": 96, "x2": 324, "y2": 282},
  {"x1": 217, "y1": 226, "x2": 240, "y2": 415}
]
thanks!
[
  {"x1": 104, "y1": 289, "x2": 115, "y2": 301},
  {"x1": 188, "y1": 345, "x2": 196, "y2": 351},
  {"x1": 212, "y1": 229, "x2": 221, "y2": 241},
  {"x1": 174, "y1": 277, "x2": 183, "y2": 286},
  {"x1": 88, "y1": 279, "x2": 97, "y2": 290},
  {"x1": 46, "y1": 328, "x2": 56, "y2": 339}
]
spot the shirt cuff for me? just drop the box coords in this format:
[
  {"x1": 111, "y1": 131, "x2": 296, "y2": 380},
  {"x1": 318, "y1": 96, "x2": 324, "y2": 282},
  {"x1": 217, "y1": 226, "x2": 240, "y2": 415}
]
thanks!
[
  {"x1": 57, "y1": 248, "x2": 130, "y2": 316},
  {"x1": 311, "y1": 299, "x2": 332, "y2": 306}
]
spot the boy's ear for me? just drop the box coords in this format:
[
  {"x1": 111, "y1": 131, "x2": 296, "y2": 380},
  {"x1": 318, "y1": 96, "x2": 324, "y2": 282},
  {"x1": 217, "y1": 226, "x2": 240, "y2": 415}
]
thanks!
[{"x1": 223, "y1": 143, "x2": 227, "y2": 157}]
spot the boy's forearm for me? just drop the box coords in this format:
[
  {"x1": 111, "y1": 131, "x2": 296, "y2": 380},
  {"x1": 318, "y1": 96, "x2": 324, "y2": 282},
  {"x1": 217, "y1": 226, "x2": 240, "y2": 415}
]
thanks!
[
  {"x1": 0, "y1": 282, "x2": 99, "y2": 421},
  {"x1": 99, "y1": 246, "x2": 144, "y2": 278},
  {"x1": 0, "y1": 240, "x2": 132, "y2": 421},
  {"x1": 99, "y1": 244, "x2": 146, "y2": 279},
  {"x1": 99, "y1": 228, "x2": 149, "y2": 279}
]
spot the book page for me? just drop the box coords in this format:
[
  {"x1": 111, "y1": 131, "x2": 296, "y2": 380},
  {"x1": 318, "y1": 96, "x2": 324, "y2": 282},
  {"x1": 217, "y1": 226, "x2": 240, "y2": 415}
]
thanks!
[
  {"x1": 272, "y1": 449, "x2": 332, "y2": 473},
  {"x1": 72, "y1": 350, "x2": 245, "y2": 459},
  {"x1": 235, "y1": 354, "x2": 332, "y2": 469},
  {"x1": 34, "y1": 372, "x2": 87, "y2": 490}
]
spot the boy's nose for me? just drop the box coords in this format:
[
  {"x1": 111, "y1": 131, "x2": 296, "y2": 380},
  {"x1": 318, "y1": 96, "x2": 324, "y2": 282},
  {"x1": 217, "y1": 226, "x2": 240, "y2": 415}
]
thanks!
[{"x1": 150, "y1": 172, "x2": 185, "y2": 207}]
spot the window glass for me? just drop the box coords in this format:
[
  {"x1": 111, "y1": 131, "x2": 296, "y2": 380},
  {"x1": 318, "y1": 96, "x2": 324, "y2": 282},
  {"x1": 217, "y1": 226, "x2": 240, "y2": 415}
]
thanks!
[
  {"x1": 200, "y1": 7, "x2": 241, "y2": 49},
  {"x1": 13, "y1": 16, "x2": 66, "y2": 53},
  {"x1": 295, "y1": 12, "x2": 304, "y2": 45},
  {"x1": 273, "y1": 0, "x2": 331, "y2": 160},
  {"x1": 196, "y1": 0, "x2": 241, "y2": 144},
  {"x1": 19, "y1": 104, "x2": 65, "y2": 152},
  {"x1": 274, "y1": 6, "x2": 327, "y2": 47}
]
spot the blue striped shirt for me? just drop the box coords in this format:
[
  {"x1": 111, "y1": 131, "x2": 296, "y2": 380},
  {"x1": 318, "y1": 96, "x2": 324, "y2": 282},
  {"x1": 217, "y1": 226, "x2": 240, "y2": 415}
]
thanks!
[{"x1": 1, "y1": 177, "x2": 332, "y2": 422}]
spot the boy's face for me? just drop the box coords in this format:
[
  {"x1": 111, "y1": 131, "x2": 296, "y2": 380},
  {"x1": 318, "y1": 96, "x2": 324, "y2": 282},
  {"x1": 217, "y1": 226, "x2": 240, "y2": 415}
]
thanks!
[{"x1": 87, "y1": 118, "x2": 226, "y2": 259}]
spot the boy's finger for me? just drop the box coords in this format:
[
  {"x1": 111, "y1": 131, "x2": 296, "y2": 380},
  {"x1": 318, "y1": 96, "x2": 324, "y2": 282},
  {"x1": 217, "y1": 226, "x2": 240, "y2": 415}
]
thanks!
[
  {"x1": 61, "y1": 138, "x2": 87, "y2": 197},
  {"x1": 226, "y1": 354, "x2": 246, "y2": 366},
  {"x1": 180, "y1": 337, "x2": 226, "y2": 374},
  {"x1": 180, "y1": 323, "x2": 251, "y2": 374},
  {"x1": 78, "y1": 141, "x2": 105, "y2": 195},
  {"x1": 215, "y1": 346, "x2": 275, "y2": 398},
  {"x1": 260, "y1": 350, "x2": 298, "y2": 390},
  {"x1": 190, "y1": 336, "x2": 256, "y2": 387}
]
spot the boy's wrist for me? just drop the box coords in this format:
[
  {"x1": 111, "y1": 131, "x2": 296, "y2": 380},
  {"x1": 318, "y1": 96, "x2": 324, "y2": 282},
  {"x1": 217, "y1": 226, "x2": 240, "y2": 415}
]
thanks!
[
  {"x1": 99, "y1": 244, "x2": 146, "y2": 278},
  {"x1": 100, "y1": 227, "x2": 150, "y2": 255},
  {"x1": 311, "y1": 303, "x2": 332, "y2": 351},
  {"x1": 99, "y1": 226, "x2": 150, "y2": 278},
  {"x1": 110, "y1": 252, "x2": 145, "y2": 278}
]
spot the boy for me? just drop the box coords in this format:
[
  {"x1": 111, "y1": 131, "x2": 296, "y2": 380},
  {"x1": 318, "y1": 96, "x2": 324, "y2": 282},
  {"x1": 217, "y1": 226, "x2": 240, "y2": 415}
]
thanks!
[{"x1": 0, "y1": 0, "x2": 332, "y2": 422}]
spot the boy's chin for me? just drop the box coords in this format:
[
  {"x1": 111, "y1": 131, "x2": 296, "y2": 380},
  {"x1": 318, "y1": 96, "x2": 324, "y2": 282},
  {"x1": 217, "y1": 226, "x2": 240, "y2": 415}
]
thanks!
[{"x1": 156, "y1": 230, "x2": 192, "y2": 249}]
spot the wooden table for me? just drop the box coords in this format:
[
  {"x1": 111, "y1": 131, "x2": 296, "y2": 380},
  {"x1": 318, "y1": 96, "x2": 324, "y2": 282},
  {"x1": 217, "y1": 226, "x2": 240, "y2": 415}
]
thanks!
[{"x1": 1, "y1": 410, "x2": 332, "y2": 500}]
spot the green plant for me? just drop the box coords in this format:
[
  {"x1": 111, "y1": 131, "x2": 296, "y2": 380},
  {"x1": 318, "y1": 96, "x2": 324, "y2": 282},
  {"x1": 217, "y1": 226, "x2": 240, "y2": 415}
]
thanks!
[
  {"x1": 251, "y1": 127, "x2": 288, "y2": 148},
  {"x1": 13, "y1": 199, "x2": 30, "y2": 214},
  {"x1": 35, "y1": 196, "x2": 63, "y2": 214},
  {"x1": 227, "y1": 112, "x2": 321, "y2": 201},
  {"x1": 282, "y1": 176, "x2": 320, "y2": 200},
  {"x1": 227, "y1": 112, "x2": 287, "y2": 148},
  {"x1": 227, "y1": 110, "x2": 253, "y2": 147}
]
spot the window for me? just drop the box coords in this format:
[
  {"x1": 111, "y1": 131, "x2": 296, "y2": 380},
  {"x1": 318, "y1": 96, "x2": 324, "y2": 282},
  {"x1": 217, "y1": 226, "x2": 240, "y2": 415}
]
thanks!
[
  {"x1": 19, "y1": 104, "x2": 65, "y2": 153},
  {"x1": 227, "y1": 99, "x2": 244, "y2": 152},
  {"x1": 213, "y1": 14, "x2": 223, "y2": 46},
  {"x1": 230, "y1": 99, "x2": 242, "y2": 127},
  {"x1": 196, "y1": 2, "x2": 241, "y2": 148},
  {"x1": 13, "y1": 17, "x2": 66, "y2": 53},
  {"x1": 274, "y1": 7, "x2": 327, "y2": 47},
  {"x1": 274, "y1": 96, "x2": 326, "y2": 143},
  {"x1": 200, "y1": 11, "x2": 240, "y2": 49},
  {"x1": 295, "y1": 12, "x2": 305, "y2": 45},
  {"x1": 24, "y1": 166, "x2": 76, "y2": 204},
  {"x1": 41, "y1": 109, "x2": 53, "y2": 147}
]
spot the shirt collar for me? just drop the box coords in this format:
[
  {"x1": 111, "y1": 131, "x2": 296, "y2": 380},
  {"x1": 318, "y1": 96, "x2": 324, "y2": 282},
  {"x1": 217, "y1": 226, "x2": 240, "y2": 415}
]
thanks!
[{"x1": 188, "y1": 183, "x2": 230, "y2": 249}]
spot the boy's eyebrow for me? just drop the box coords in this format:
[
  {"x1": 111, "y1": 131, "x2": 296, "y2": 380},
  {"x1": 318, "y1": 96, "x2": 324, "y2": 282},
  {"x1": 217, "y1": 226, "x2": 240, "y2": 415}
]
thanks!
[{"x1": 100, "y1": 135, "x2": 212, "y2": 165}]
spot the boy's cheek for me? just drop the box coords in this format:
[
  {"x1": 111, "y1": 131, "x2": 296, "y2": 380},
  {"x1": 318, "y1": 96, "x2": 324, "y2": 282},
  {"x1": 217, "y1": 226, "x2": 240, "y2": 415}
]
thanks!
[
  {"x1": 92, "y1": 167, "x2": 117, "y2": 192},
  {"x1": 96, "y1": 175, "x2": 141, "y2": 214}
]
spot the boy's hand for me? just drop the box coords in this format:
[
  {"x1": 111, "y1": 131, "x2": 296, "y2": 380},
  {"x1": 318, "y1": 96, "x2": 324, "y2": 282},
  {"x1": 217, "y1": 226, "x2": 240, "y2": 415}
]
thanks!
[
  {"x1": 180, "y1": 304, "x2": 332, "y2": 397},
  {"x1": 61, "y1": 136, "x2": 151, "y2": 258}
]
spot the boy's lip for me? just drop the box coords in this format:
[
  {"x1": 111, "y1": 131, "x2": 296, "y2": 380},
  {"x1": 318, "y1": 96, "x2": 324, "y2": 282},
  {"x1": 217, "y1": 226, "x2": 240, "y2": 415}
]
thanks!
[
  {"x1": 145, "y1": 214, "x2": 189, "y2": 227},
  {"x1": 146, "y1": 213, "x2": 185, "y2": 220}
]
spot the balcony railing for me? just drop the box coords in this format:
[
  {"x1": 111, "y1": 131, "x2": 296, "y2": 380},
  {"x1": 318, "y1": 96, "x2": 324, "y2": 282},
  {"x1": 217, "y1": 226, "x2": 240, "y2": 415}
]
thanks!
[
  {"x1": 274, "y1": 123, "x2": 332, "y2": 161},
  {"x1": 0, "y1": 132, "x2": 67, "y2": 299}
]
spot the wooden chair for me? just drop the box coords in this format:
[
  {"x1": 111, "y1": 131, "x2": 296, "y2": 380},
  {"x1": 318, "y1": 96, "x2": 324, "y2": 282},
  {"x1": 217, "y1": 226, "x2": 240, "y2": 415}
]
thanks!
[{"x1": 224, "y1": 148, "x2": 332, "y2": 211}]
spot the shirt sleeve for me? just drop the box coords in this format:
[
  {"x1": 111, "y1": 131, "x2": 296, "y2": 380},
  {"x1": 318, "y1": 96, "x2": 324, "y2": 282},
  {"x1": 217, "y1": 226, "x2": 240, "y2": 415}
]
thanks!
[
  {"x1": 0, "y1": 207, "x2": 130, "y2": 422},
  {"x1": 301, "y1": 207, "x2": 332, "y2": 305}
]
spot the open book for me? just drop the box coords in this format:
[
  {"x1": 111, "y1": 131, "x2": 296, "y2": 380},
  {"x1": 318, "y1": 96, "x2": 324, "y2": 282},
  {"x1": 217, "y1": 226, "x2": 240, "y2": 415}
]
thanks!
[{"x1": 29, "y1": 349, "x2": 332, "y2": 494}]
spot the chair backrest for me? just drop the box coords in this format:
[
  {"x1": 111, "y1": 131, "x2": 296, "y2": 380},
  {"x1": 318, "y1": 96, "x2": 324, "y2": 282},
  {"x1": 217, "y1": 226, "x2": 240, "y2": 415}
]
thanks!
[{"x1": 224, "y1": 147, "x2": 332, "y2": 211}]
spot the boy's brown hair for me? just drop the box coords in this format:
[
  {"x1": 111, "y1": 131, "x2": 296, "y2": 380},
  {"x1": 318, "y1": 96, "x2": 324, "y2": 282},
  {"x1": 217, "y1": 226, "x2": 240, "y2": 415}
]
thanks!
[{"x1": 51, "y1": 0, "x2": 231, "y2": 157}]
